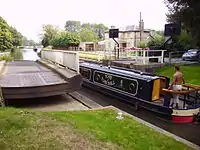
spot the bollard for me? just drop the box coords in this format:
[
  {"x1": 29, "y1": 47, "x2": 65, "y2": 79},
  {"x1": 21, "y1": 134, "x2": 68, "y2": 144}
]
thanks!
[{"x1": 116, "y1": 111, "x2": 124, "y2": 120}]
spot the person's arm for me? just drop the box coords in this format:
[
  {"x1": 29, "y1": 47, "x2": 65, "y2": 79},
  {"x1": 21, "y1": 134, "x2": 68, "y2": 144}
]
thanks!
[
  {"x1": 182, "y1": 74, "x2": 185, "y2": 84},
  {"x1": 169, "y1": 74, "x2": 176, "y2": 90}
]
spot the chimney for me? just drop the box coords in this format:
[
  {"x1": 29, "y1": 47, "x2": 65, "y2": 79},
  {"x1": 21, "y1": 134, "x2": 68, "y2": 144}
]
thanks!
[{"x1": 139, "y1": 12, "x2": 144, "y2": 42}]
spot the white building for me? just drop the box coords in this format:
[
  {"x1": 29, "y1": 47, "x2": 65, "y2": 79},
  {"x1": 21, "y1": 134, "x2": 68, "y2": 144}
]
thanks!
[{"x1": 104, "y1": 20, "x2": 154, "y2": 51}]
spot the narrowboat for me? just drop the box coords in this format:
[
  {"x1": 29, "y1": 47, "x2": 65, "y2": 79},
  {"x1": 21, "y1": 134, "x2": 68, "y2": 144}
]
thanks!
[{"x1": 79, "y1": 62, "x2": 200, "y2": 123}]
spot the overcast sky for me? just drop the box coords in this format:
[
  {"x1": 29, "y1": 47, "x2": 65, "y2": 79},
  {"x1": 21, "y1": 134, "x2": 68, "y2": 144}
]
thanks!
[{"x1": 0, "y1": 0, "x2": 168, "y2": 42}]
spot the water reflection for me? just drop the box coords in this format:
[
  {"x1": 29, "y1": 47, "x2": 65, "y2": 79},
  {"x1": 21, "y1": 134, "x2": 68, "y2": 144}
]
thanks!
[
  {"x1": 22, "y1": 48, "x2": 40, "y2": 61},
  {"x1": 10, "y1": 49, "x2": 24, "y2": 60}
]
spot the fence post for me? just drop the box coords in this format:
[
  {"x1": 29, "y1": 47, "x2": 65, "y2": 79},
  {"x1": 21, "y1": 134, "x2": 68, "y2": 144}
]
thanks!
[
  {"x1": 143, "y1": 50, "x2": 146, "y2": 64},
  {"x1": 169, "y1": 52, "x2": 172, "y2": 66},
  {"x1": 161, "y1": 50, "x2": 164, "y2": 63}
]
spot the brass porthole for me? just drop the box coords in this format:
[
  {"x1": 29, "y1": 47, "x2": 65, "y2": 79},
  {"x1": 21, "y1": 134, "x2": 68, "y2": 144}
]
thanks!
[{"x1": 129, "y1": 83, "x2": 135, "y2": 91}]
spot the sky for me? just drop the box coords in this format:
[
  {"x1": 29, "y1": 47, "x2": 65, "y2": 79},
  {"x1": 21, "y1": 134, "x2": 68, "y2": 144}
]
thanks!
[{"x1": 0, "y1": 0, "x2": 169, "y2": 42}]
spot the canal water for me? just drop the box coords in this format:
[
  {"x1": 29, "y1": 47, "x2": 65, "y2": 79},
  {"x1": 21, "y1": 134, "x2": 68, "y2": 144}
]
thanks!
[
  {"x1": 22, "y1": 48, "x2": 40, "y2": 61},
  {"x1": 12, "y1": 48, "x2": 40, "y2": 61}
]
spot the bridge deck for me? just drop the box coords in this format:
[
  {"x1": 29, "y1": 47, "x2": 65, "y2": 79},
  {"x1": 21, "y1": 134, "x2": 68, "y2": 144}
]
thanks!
[
  {"x1": 0, "y1": 60, "x2": 81, "y2": 100},
  {"x1": 0, "y1": 61, "x2": 67, "y2": 87}
]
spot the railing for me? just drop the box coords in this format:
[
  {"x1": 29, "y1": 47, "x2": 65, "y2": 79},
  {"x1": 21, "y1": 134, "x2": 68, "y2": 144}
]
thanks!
[
  {"x1": 167, "y1": 51, "x2": 186, "y2": 65},
  {"x1": 125, "y1": 50, "x2": 166, "y2": 64},
  {"x1": 79, "y1": 50, "x2": 166, "y2": 64},
  {"x1": 41, "y1": 49, "x2": 79, "y2": 73}
]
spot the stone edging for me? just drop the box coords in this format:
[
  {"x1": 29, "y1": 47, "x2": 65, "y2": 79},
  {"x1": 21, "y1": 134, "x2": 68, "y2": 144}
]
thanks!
[{"x1": 0, "y1": 61, "x2": 6, "y2": 75}]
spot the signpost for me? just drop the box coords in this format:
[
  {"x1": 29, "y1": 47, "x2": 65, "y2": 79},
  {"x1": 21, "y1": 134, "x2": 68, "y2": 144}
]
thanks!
[
  {"x1": 164, "y1": 23, "x2": 181, "y2": 47},
  {"x1": 109, "y1": 29, "x2": 119, "y2": 59},
  {"x1": 164, "y1": 23, "x2": 181, "y2": 65}
]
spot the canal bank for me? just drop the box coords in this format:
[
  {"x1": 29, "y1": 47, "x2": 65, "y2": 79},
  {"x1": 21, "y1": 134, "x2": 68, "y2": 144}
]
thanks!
[{"x1": 4, "y1": 49, "x2": 200, "y2": 147}]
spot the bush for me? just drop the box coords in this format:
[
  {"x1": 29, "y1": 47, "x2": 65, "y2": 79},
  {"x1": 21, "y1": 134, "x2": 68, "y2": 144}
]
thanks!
[
  {"x1": 50, "y1": 31, "x2": 80, "y2": 49},
  {"x1": 0, "y1": 54, "x2": 13, "y2": 61}
]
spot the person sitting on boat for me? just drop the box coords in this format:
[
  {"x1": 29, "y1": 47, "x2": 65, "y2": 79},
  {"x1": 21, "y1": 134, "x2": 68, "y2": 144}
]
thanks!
[{"x1": 168, "y1": 66, "x2": 185, "y2": 109}]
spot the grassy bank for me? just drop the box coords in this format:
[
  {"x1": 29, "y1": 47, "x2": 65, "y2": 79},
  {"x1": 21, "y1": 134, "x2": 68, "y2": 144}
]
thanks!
[
  {"x1": 156, "y1": 64, "x2": 200, "y2": 85},
  {"x1": 79, "y1": 53, "x2": 105, "y2": 61},
  {"x1": 0, "y1": 108, "x2": 193, "y2": 150},
  {"x1": 0, "y1": 49, "x2": 23, "y2": 61}
]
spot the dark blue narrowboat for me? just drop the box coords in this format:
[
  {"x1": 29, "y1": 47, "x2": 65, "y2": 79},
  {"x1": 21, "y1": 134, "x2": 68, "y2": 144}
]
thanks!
[{"x1": 79, "y1": 62, "x2": 200, "y2": 122}]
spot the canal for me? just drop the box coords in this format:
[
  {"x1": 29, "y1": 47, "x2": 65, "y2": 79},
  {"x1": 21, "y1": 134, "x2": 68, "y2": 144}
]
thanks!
[
  {"x1": 12, "y1": 48, "x2": 40, "y2": 61},
  {"x1": 10, "y1": 48, "x2": 200, "y2": 147}
]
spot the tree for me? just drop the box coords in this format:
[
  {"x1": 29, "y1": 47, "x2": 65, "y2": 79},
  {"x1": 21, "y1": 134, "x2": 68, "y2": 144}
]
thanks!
[
  {"x1": 0, "y1": 16, "x2": 13, "y2": 50},
  {"x1": 65, "y1": 21, "x2": 81, "y2": 32},
  {"x1": 147, "y1": 34, "x2": 165, "y2": 48},
  {"x1": 50, "y1": 31, "x2": 80, "y2": 49},
  {"x1": 164, "y1": 0, "x2": 200, "y2": 46},
  {"x1": 22, "y1": 36, "x2": 37, "y2": 46},
  {"x1": 10, "y1": 27, "x2": 23, "y2": 47},
  {"x1": 81, "y1": 23, "x2": 108, "y2": 40},
  {"x1": 41, "y1": 24, "x2": 59, "y2": 47},
  {"x1": 65, "y1": 21, "x2": 108, "y2": 41},
  {"x1": 79, "y1": 28, "x2": 99, "y2": 42},
  {"x1": 138, "y1": 41, "x2": 146, "y2": 49}
]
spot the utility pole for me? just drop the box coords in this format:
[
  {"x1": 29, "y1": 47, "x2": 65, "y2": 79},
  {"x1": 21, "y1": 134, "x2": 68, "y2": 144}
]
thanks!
[{"x1": 139, "y1": 12, "x2": 142, "y2": 42}]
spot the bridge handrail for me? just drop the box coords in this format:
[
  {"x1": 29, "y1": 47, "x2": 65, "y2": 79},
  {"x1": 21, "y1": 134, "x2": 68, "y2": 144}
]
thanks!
[{"x1": 41, "y1": 49, "x2": 79, "y2": 73}]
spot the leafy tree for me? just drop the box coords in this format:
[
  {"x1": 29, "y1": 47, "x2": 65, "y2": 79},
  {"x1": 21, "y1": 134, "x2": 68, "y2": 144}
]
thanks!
[
  {"x1": 0, "y1": 16, "x2": 13, "y2": 50},
  {"x1": 81, "y1": 23, "x2": 108, "y2": 40},
  {"x1": 147, "y1": 34, "x2": 165, "y2": 48},
  {"x1": 22, "y1": 36, "x2": 38, "y2": 46},
  {"x1": 65, "y1": 20, "x2": 108, "y2": 41},
  {"x1": 81, "y1": 23, "x2": 91, "y2": 29},
  {"x1": 138, "y1": 41, "x2": 146, "y2": 48},
  {"x1": 50, "y1": 31, "x2": 80, "y2": 49},
  {"x1": 41, "y1": 24, "x2": 59, "y2": 47},
  {"x1": 90, "y1": 23, "x2": 108, "y2": 40},
  {"x1": 164, "y1": 0, "x2": 200, "y2": 46},
  {"x1": 79, "y1": 28, "x2": 99, "y2": 42},
  {"x1": 65, "y1": 21, "x2": 81, "y2": 32},
  {"x1": 10, "y1": 27, "x2": 23, "y2": 47}
]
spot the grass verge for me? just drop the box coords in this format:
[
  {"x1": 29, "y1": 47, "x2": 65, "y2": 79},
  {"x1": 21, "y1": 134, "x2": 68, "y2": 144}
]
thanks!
[
  {"x1": 156, "y1": 64, "x2": 200, "y2": 85},
  {"x1": 0, "y1": 108, "x2": 193, "y2": 150}
]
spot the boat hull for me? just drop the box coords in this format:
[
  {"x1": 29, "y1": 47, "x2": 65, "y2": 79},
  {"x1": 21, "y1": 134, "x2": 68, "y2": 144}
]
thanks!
[
  {"x1": 82, "y1": 79, "x2": 173, "y2": 117},
  {"x1": 79, "y1": 63, "x2": 200, "y2": 122}
]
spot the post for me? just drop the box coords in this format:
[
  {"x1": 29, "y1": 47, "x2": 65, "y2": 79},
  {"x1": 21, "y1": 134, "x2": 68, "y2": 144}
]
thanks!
[
  {"x1": 136, "y1": 50, "x2": 138, "y2": 63},
  {"x1": 169, "y1": 52, "x2": 172, "y2": 66},
  {"x1": 113, "y1": 38, "x2": 119, "y2": 59},
  {"x1": 139, "y1": 12, "x2": 142, "y2": 42},
  {"x1": 143, "y1": 50, "x2": 146, "y2": 64},
  {"x1": 161, "y1": 50, "x2": 165, "y2": 63}
]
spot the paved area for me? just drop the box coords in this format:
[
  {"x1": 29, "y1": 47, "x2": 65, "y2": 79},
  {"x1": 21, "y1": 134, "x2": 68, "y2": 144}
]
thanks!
[
  {"x1": 8, "y1": 94, "x2": 89, "y2": 111},
  {"x1": 164, "y1": 58, "x2": 199, "y2": 64}
]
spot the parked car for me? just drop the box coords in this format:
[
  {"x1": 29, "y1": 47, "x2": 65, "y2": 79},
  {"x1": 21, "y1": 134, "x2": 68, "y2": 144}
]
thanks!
[{"x1": 182, "y1": 49, "x2": 200, "y2": 61}]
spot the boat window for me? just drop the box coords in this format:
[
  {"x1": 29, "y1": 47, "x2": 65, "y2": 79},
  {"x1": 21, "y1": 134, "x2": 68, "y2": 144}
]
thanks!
[{"x1": 80, "y1": 67, "x2": 91, "y2": 80}]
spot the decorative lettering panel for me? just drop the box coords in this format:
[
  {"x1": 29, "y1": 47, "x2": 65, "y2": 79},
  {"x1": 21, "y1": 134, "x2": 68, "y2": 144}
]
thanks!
[{"x1": 93, "y1": 71, "x2": 138, "y2": 95}]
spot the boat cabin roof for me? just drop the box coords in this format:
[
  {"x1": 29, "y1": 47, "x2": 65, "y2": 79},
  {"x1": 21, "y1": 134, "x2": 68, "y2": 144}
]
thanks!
[{"x1": 80, "y1": 63, "x2": 161, "y2": 81}]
